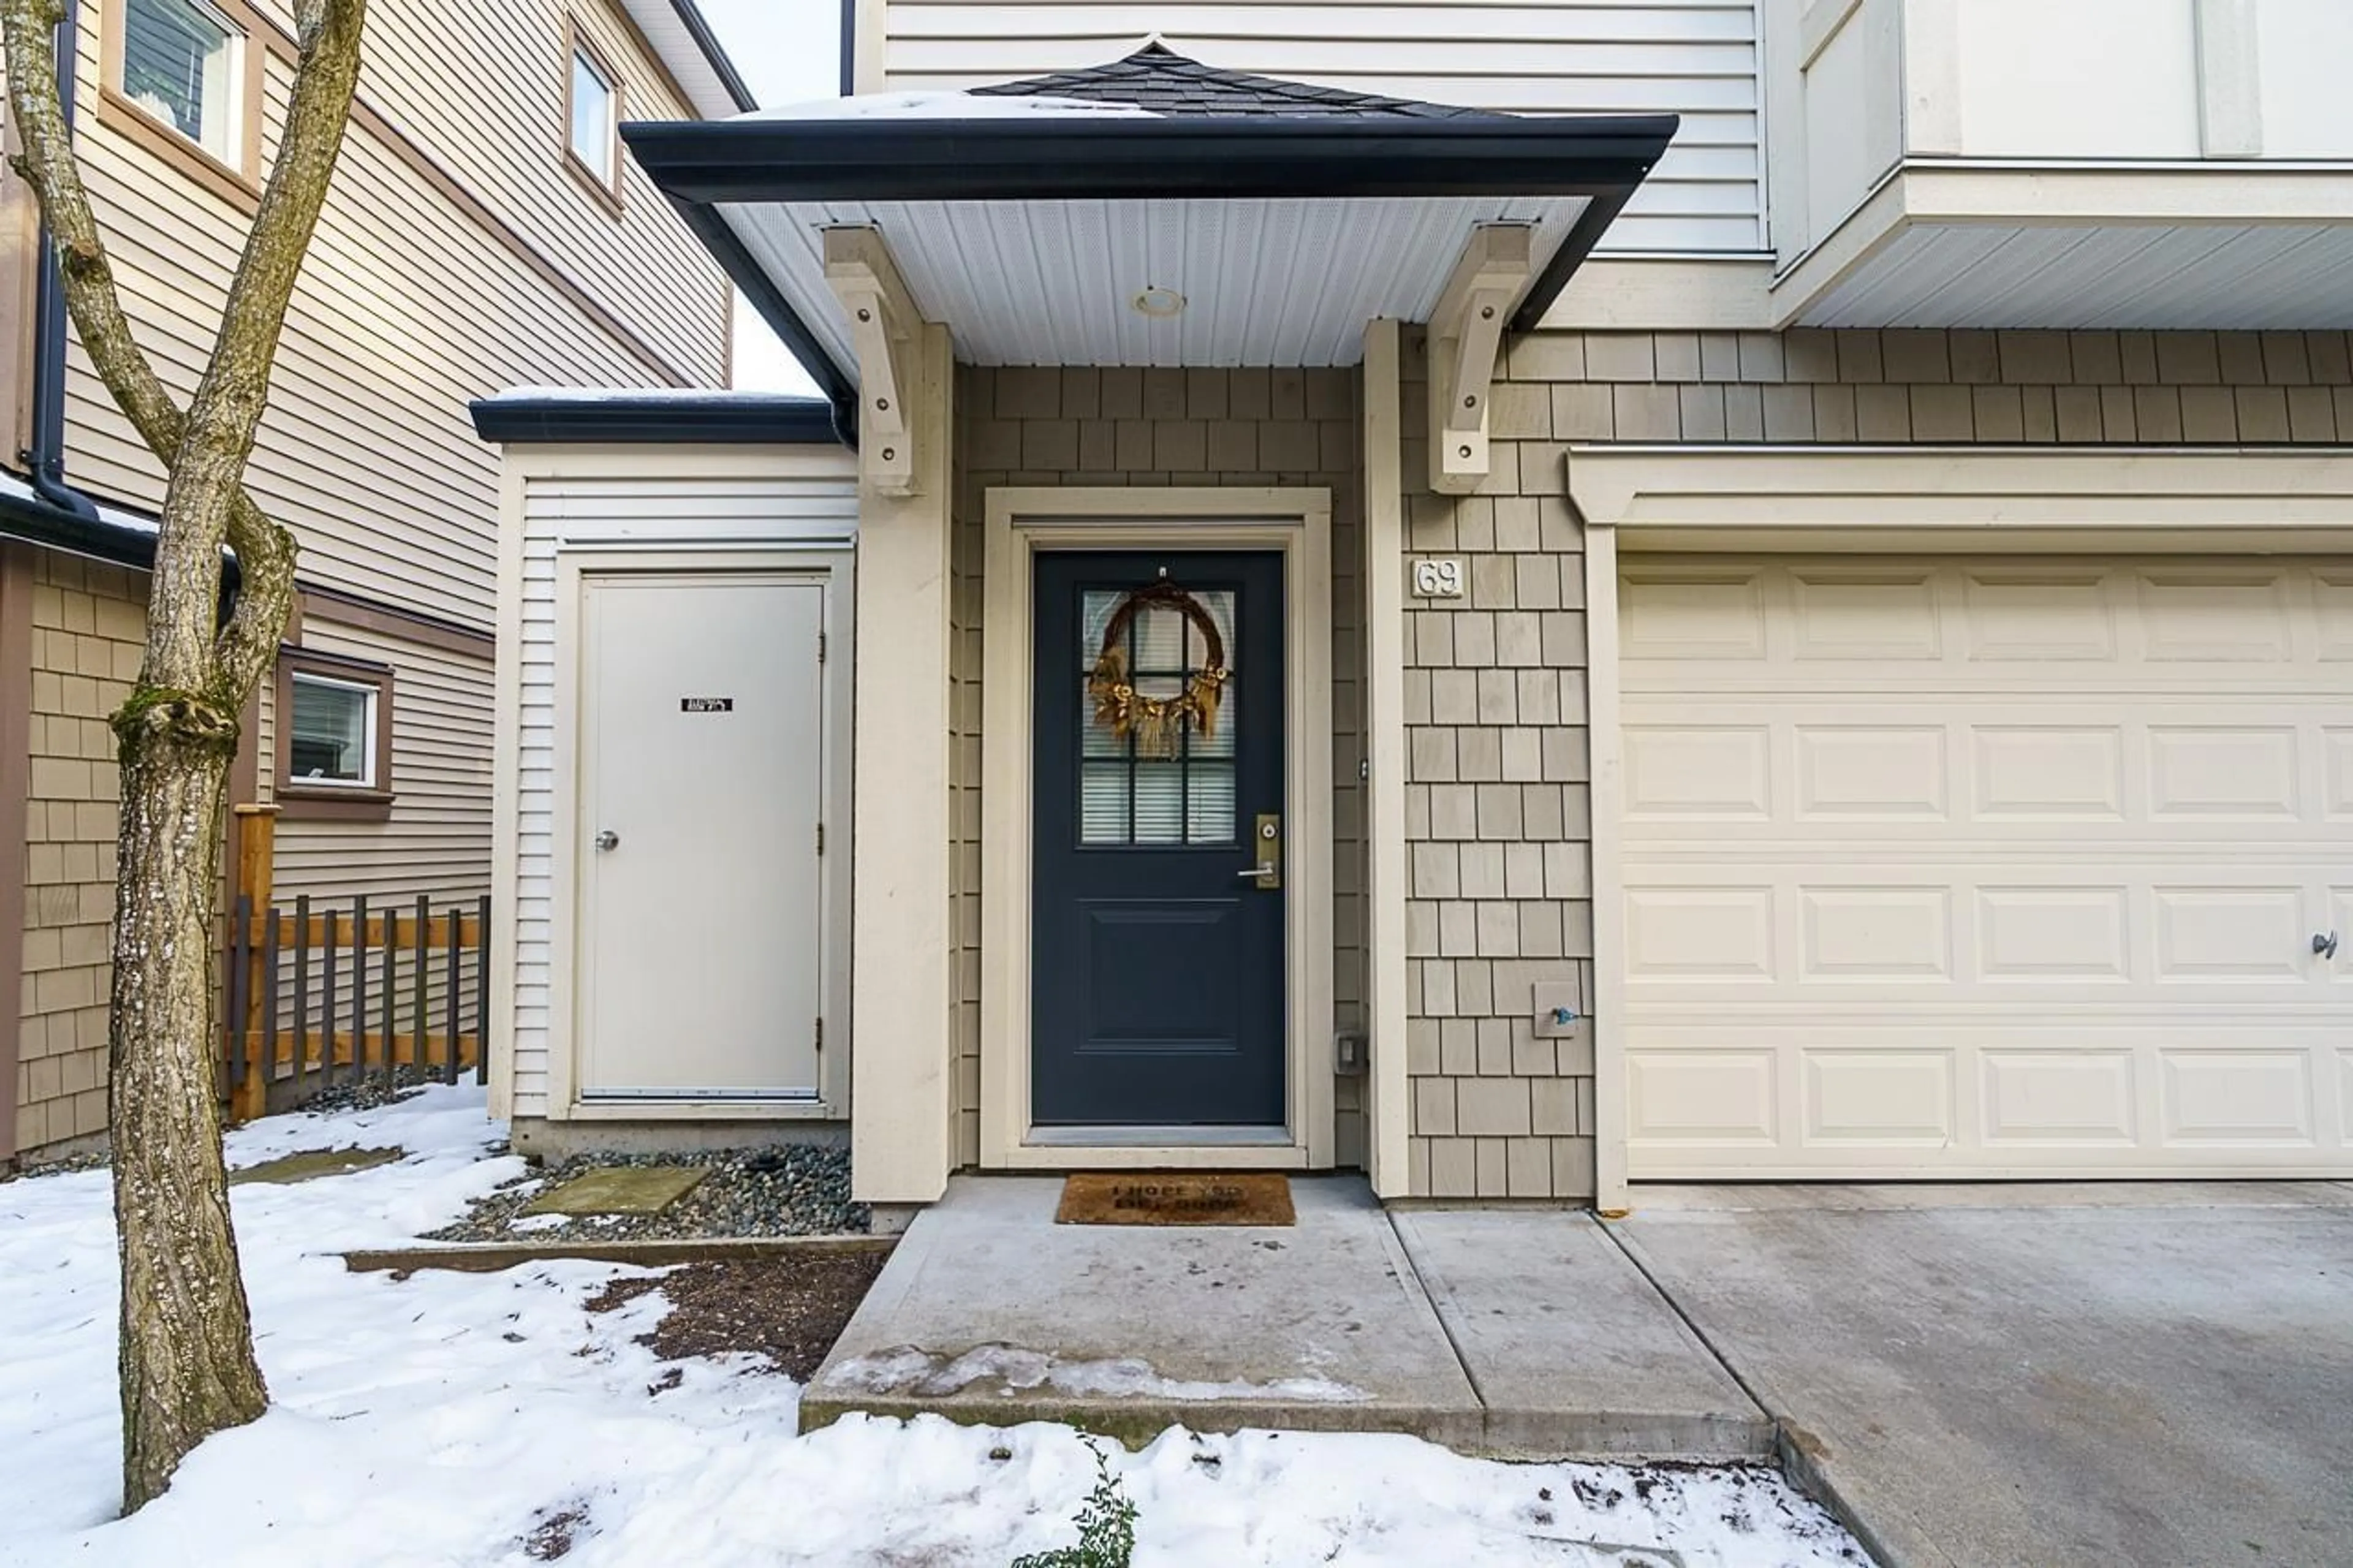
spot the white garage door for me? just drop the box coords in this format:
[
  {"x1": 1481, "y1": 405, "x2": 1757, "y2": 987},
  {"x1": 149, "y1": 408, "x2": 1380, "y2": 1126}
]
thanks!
[{"x1": 1620, "y1": 556, "x2": 2353, "y2": 1178}]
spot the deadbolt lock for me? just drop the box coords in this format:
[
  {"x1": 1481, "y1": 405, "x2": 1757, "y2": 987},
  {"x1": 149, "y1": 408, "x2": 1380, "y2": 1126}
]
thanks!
[{"x1": 1237, "y1": 812, "x2": 1282, "y2": 891}]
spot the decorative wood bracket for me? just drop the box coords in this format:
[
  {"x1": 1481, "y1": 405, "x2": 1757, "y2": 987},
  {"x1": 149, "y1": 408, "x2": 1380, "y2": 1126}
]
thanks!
[
  {"x1": 1425, "y1": 224, "x2": 1534, "y2": 496},
  {"x1": 824, "y1": 225, "x2": 927, "y2": 497}
]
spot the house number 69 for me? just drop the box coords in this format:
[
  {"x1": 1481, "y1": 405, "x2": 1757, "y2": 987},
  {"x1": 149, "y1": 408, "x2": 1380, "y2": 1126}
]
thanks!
[{"x1": 1411, "y1": 558, "x2": 1466, "y2": 599}]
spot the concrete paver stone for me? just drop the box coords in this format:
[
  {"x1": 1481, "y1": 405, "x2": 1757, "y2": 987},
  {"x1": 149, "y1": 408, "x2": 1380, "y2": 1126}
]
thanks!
[{"x1": 522, "y1": 1165, "x2": 708, "y2": 1216}]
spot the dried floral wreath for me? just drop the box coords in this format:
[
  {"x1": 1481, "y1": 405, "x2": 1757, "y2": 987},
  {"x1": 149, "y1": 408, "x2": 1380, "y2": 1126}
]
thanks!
[{"x1": 1086, "y1": 581, "x2": 1230, "y2": 759}]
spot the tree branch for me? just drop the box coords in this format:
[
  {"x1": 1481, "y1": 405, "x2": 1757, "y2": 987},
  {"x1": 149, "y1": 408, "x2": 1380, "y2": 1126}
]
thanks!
[
  {"x1": 2, "y1": 0, "x2": 364, "y2": 702},
  {"x1": 182, "y1": 0, "x2": 367, "y2": 699}
]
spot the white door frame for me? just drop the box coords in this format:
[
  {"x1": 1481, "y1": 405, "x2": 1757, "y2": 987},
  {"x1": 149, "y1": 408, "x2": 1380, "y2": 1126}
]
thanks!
[
  {"x1": 550, "y1": 548, "x2": 854, "y2": 1123},
  {"x1": 979, "y1": 487, "x2": 1336, "y2": 1171}
]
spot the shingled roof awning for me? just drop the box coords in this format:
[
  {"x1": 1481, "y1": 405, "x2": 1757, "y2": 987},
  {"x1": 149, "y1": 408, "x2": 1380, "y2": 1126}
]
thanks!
[{"x1": 626, "y1": 44, "x2": 1677, "y2": 433}]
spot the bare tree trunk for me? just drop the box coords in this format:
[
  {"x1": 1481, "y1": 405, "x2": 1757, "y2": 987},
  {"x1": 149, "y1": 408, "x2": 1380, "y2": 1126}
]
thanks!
[
  {"x1": 108, "y1": 696, "x2": 262, "y2": 1510},
  {"x1": 3, "y1": 0, "x2": 368, "y2": 1511}
]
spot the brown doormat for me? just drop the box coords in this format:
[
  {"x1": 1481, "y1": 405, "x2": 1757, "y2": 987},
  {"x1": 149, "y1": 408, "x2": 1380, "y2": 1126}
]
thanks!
[{"x1": 1055, "y1": 1172, "x2": 1295, "y2": 1227}]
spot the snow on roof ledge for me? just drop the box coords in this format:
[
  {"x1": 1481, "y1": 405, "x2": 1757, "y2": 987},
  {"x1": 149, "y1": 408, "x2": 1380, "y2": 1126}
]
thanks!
[
  {"x1": 480, "y1": 385, "x2": 824, "y2": 404},
  {"x1": 737, "y1": 91, "x2": 1159, "y2": 122}
]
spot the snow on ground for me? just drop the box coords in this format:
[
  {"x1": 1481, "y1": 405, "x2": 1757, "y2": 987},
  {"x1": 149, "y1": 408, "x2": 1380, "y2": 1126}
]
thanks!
[{"x1": 0, "y1": 1088, "x2": 1867, "y2": 1567}]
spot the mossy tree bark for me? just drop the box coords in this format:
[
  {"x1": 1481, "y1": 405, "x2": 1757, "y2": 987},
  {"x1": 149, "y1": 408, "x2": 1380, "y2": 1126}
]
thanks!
[{"x1": 1, "y1": 0, "x2": 366, "y2": 1510}]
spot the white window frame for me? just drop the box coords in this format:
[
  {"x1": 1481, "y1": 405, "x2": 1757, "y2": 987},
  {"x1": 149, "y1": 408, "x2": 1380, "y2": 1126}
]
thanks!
[
  {"x1": 102, "y1": 0, "x2": 263, "y2": 208},
  {"x1": 564, "y1": 23, "x2": 623, "y2": 208},
  {"x1": 287, "y1": 670, "x2": 380, "y2": 790}
]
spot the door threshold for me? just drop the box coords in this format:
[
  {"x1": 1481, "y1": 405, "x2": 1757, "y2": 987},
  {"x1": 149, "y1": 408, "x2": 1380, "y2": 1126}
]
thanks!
[{"x1": 1026, "y1": 1125, "x2": 1294, "y2": 1148}]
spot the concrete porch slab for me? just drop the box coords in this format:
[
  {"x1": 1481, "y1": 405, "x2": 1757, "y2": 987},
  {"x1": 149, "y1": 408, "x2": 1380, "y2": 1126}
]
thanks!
[
  {"x1": 803, "y1": 1175, "x2": 1780, "y2": 1461},
  {"x1": 801, "y1": 1175, "x2": 1483, "y2": 1449},
  {"x1": 1391, "y1": 1211, "x2": 1772, "y2": 1460}
]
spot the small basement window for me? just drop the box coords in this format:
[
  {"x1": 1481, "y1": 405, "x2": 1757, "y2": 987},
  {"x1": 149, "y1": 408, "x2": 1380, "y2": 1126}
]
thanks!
[
  {"x1": 290, "y1": 673, "x2": 376, "y2": 786},
  {"x1": 120, "y1": 0, "x2": 244, "y2": 167},
  {"x1": 565, "y1": 27, "x2": 621, "y2": 204},
  {"x1": 276, "y1": 650, "x2": 396, "y2": 819}
]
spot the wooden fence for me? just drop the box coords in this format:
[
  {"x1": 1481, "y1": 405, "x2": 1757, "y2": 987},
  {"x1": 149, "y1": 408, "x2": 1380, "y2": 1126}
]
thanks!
[{"x1": 221, "y1": 807, "x2": 488, "y2": 1124}]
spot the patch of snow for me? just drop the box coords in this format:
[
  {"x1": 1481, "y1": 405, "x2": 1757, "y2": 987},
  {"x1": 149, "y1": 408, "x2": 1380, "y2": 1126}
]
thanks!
[
  {"x1": 0, "y1": 470, "x2": 162, "y2": 537},
  {"x1": 739, "y1": 90, "x2": 1158, "y2": 121},
  {"x1": 0, "y1": 1088, "x2": 1870, "y2": 1567},
  {"x1": 509, "y1": 1213, "x2": 570, "y2": 1234},
  {"x1": 820, "y1": 1343, "x2": 1370, "y2": 1404},
  {"x1": 479, "y1": 385, "x2": 821, "y2": 405}
]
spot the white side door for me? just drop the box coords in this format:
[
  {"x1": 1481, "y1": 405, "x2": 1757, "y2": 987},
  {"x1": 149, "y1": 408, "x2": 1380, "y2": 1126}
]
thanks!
[{"x1": 577, "y1": 572, "x2": 824, "y2": 1100}]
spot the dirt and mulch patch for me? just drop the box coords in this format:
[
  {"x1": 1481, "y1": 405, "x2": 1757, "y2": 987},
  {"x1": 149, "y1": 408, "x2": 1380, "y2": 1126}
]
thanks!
[{"x1": 584, "y1": 1252, "x2": 889, "y2": 1382}]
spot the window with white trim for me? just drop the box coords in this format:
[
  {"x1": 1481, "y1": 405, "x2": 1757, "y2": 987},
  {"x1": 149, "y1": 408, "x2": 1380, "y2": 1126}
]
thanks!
[
  {"x1": 567, "y1": 40, "x2": 618, "y2": 187},
  {"x1": 288, "y1": 672, "x2": 378, "y2": 788},
  {"x1": 121, "y1": 0, "x2": 245, "y2": 167}
]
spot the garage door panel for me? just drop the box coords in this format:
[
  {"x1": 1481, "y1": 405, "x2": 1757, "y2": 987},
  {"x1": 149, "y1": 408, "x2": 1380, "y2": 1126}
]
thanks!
[
  {"x1": 2159, "y1": 1051, "x2": 2316, "y2": 1145},
  {"x1": 1794, "y1": 725, "x2": 1949, "y2": 818},
  {"x1": 2135, "y1": 568, "x2": 2297, "y2": 661},
  {"x1": 1981, "y1": 1048, "x2": 2140, "y2": 1147},
  {"x1": 1788, "y1": 568, "x2": 1944, "y2": 661},
  {"x1": 1802, "y1": 1050, "x2": 1957, "y2": 1146},
  {"x1": 1623, "y1": 555, "x2": 2353, "y2": 1179},
  {"x1": 2147, "y1": 726, "x2": 2302, "y2": 818},
  {"x1": 1961, "y1": 569, "x2": 2117, "y2": 661}
]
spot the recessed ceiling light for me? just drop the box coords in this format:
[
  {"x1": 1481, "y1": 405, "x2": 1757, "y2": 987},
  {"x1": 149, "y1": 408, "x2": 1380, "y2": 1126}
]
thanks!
[{"x1": 1131, "y1": 285, "x2": 1186, "y2": 319}]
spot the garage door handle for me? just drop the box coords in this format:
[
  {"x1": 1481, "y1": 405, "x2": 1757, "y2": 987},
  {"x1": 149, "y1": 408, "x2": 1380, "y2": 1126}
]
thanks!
[
  {"x1": 2316, "y1": 931, "x2": 2340, "y2": 960},
  {"x1": 595, "y1": 830, "x2": 620, "y2": 852}
]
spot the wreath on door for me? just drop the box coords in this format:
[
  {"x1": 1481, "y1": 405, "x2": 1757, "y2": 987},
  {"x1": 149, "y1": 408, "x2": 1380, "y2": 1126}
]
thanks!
[{"x1": 1086, "y1": 580, "x2": 1229, "y2": 759}]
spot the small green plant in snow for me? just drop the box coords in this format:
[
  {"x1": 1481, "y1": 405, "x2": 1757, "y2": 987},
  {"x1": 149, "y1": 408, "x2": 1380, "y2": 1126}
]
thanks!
[{"x1": 1011, "y1": 1441, "x2": 1139, "y2": 1568}]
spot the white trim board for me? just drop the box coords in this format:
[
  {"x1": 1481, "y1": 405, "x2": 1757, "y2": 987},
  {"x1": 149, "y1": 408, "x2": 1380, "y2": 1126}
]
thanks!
[{"x1": 978, "y1": 486, "x2": 1336, "y2": 1173}]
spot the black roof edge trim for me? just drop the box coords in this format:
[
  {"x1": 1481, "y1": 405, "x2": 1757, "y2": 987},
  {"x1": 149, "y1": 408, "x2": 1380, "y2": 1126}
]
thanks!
[
  {"x1": 1512, "y1": 186, "x2": 1634, "y2": 335},
  {"x1": 469, "y1": 392, "x2": 844, "y2": 445},
  {"x1": 669, "y1": 0, "x2": 759, "y2": 114},
  {"x1": 623, "y1": 113, "x2": 1678, "y2": 205},
  {"x1": 0, "y1": 479, "x2": 240, "y2": 591},
  {"x1": 669, "y1": 197, "x2": 860, "y2": 439}
]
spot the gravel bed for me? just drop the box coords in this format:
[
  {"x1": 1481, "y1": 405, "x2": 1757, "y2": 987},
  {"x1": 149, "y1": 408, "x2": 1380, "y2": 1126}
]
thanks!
[
  {"x1": 299, "y1": 1067, "x2": 458, "y2": 1116},
  {"x1": 423, "y1": 1145, "x2": 867, "y2": 1243},
  {"x1": 1, "y1": 1148, "x2": 110, "y2": 1183}
]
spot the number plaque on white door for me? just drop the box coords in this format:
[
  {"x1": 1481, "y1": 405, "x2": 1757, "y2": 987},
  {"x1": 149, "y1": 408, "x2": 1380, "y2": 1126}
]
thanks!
[{"x1": 1411, "y1": 558, "x2": 1466, "y2": 599}]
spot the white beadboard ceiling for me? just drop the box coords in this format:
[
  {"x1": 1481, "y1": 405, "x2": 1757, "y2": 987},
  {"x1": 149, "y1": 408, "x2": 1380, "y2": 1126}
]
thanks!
[
  {"x1": 1795, "y1": 222, "x2": 2353, "y2": 330},
  {"x1": 721, "y1": 195, "x2": 1594, "y2": 375}
]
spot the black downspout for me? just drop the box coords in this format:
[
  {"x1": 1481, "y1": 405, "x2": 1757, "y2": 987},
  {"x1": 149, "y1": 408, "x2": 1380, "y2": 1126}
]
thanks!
[{"x1": 23, "y1": 0, "x2": 97, "y2": 522}]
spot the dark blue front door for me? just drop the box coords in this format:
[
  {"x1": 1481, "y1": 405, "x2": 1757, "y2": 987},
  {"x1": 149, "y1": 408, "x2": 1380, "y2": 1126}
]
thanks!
[{"x1": 1031, "y1": 551, "x2": 1286, "y2": 1127}]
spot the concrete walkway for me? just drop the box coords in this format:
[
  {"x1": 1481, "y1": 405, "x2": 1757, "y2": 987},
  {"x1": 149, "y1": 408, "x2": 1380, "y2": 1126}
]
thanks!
[
  {"x1": 802, "y1": 1175, "x2": 1771, "y2": 1459},
  {"x1": 1620, "y1": 1183, "x2": 2353, "y2": 1568}
]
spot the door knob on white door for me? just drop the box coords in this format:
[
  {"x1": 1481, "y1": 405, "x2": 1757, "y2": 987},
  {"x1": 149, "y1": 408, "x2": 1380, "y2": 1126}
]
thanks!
[
  {"x1": 595, "y1": 830, "x2": 621, "y2": 852},
  {"x1": 2316, "y1": 931, "x2": 2340, "y2": 960}
]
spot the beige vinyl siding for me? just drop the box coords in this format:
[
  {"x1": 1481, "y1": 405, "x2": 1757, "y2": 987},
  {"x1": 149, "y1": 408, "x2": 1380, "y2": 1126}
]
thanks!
[
  {"x1": 877, "y1": 0, "x2": 1765, "y2": 255},
  {"x1": 950, "y1": 365, "x2": 1371, "y2": 1169},
  {"x1": 58, "y1": 2, "x2": 724, "y2": 632},
  {"x1": 335, "y1": 0, "x2": 727, "y2": 379},
  {"x1": 504, "y1": 469, "x2": 861, "y2": 1121},
  {"x1": 270, "y1": 619, "x2": 495, "y2": 903}
]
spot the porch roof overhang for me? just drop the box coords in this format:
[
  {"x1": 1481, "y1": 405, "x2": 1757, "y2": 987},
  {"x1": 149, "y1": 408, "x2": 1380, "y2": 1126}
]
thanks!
[{"x1": 624, "y1": 55, "x2": 1675, "y2": 428}]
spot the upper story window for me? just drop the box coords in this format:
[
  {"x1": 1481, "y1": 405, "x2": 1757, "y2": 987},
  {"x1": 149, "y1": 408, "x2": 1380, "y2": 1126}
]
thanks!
[
  {"x1": 123, "y1": 0, "x2": 244, "y2": 165},
  {"x1": 101, "y1": 0, "x2": 262, "y2": 209},
  {"x1": 565, "y1": 26, "x2": 623, "y2": 210}
]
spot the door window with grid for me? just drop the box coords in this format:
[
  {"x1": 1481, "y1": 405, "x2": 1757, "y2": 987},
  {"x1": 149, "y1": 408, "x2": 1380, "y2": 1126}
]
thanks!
[{"x1": 1078, "y1": 587, "x2": 1237, "y2": 846}]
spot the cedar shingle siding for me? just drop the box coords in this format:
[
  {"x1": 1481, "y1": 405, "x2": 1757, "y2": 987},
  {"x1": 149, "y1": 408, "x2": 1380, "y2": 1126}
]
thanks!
[
  {"x1": 953, "y1": 365, "x2": 1370, "y2": 1168},
  {"x1": 1397, "y1": 325, "x2": 2353, "y2": 1199}
]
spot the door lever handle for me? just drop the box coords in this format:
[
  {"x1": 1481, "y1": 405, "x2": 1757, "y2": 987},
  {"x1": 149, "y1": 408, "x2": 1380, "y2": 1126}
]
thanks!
[
  {"x1": 2316, "y1": 931, "x2": 2340, "y2": 960},
  {"x1": 1235, "y1": 862, "x2": 1277, "y2": 880}
]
